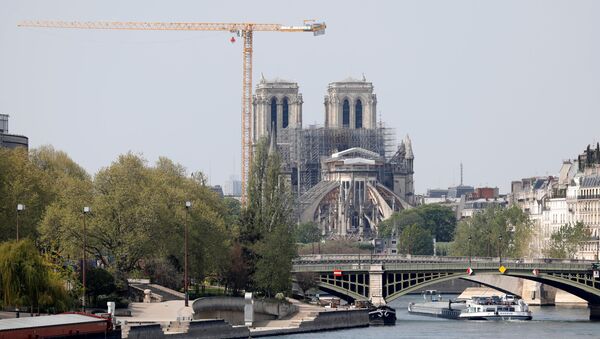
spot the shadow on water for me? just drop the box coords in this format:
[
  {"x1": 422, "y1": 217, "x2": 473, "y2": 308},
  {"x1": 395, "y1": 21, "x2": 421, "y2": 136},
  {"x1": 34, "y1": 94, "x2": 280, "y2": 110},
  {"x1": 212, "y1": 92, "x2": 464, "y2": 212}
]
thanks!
[{"x1": 270, "y1": 294, "x2": 598, "y2": 339}]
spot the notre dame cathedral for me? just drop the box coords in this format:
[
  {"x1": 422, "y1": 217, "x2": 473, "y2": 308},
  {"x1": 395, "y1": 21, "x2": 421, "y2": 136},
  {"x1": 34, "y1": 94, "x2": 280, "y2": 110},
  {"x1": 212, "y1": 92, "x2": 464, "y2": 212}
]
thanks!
[{"x1": 252, "y1": 75, "x2": 415, "y2": 239}]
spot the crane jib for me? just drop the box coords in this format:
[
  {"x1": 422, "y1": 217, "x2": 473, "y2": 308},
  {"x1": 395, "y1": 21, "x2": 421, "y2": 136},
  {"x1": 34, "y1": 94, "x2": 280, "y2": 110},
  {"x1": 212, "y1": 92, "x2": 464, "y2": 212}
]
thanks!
[{"x1": 17, "y1": 19, "x2": 326, "y2": 206}]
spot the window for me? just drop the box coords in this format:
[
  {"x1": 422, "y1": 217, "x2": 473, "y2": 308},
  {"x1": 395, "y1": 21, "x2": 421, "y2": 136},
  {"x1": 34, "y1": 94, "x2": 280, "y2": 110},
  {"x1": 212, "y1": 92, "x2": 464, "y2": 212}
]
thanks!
[
  {"x1": 355, "y1": 99, "x2": 363, "y2": 128},
  {"x1": 270, "y1": 97, "x2": 277, "y2": 132},
  {"x1": 342, "y1": 99, "x2": 350, "y2": 128},
  {"x1": 282, "y1": 97, "x2": 289, "y2": 128}
]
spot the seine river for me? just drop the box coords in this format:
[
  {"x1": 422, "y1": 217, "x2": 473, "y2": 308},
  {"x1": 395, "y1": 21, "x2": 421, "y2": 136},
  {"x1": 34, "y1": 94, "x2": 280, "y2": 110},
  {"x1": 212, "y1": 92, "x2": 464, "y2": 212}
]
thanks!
[{"x1": 272, "y1": 295, "x2": 598, "y2": 339}]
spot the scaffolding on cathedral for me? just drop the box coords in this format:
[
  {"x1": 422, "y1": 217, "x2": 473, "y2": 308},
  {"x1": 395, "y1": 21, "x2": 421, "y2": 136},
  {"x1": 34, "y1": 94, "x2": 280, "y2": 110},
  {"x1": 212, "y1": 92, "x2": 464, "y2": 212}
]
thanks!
[{"x1": 275, "y1": 125, "x2": 396, "y2": 197}]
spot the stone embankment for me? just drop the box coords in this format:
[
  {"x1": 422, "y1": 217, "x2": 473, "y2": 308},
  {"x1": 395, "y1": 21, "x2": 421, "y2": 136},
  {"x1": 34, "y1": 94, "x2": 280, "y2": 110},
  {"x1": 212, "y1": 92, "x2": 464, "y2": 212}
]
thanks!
[
  {"x1": 120, "y1": 297, "x2": 370, "y2": 338},
  {"x1": 124, "y1": 309, "x2": 368, "y2": 338}
]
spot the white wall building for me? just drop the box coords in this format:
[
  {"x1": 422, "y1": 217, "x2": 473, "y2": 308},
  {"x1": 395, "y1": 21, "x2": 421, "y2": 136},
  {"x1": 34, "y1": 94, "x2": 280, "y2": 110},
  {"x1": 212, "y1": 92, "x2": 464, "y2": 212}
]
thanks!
[{"x1": 512, "y1": 144, "x2": 600, "y2": 259}]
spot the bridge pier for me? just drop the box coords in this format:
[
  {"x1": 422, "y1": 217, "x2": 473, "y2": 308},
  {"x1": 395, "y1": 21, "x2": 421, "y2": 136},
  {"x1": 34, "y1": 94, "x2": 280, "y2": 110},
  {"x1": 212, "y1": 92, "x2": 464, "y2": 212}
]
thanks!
[
  {"x1": 522, "y1": 280, "x2": 556, "y2": 306},
  {"x1": 590, "y1": 304, "x2": 600, "y2": 321},
  {"x1": 368, "y1": 265, "x2": 385, "y2": 305}
]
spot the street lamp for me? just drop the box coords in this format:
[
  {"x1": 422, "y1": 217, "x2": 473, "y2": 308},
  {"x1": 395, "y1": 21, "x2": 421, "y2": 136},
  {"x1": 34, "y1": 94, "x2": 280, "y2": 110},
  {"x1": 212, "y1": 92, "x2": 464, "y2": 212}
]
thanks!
[
  {"x1": 596, "y1": 235, "x2": 600, "y2": 262},
  {"x1": 16, "y1": 204, "x2": 25, "y2": 241},
  {"x1": 184, "y1": 201, "x2": 192, "y2": 307},
  {"x1": 82, "y1": 206, "x2": 91, "y2": 312},
  {"x1": 468, "y1": 235, "x2": 472, "y2": 266},
  {"x1": 498, "y1": 235, "x2": 503, "y2": 264}
]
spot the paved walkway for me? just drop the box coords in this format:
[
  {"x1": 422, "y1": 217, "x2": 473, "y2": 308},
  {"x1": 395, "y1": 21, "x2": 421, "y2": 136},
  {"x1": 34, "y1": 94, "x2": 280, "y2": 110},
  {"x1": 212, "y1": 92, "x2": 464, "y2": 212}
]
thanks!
[
  {"x1": 250, "y1": 298, "x2": 324, "y2": 331},
  {"x1": 120, "y1": 300, "x2": 193, "y2": 324}
]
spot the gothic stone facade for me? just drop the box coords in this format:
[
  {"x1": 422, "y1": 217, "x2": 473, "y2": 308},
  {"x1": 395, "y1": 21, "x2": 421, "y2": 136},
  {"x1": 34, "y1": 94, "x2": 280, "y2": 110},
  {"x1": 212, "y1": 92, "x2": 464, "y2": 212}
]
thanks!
[{"x1": 252, "y1": 76, "x2": 415, "y2": 238}]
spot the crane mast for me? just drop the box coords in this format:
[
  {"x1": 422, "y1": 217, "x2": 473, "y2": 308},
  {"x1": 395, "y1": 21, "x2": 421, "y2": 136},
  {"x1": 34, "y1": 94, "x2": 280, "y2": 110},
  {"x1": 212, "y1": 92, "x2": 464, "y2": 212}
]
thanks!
[{"x1": 18, "y1": 20, "x2": 326, "y2": 205}]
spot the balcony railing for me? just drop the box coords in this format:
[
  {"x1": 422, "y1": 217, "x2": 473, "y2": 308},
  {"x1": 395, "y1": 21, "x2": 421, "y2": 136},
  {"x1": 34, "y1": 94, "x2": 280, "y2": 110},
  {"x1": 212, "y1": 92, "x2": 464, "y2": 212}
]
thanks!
[{"x1": 577, "y1": 194, "x2": 600, "y2": 200}]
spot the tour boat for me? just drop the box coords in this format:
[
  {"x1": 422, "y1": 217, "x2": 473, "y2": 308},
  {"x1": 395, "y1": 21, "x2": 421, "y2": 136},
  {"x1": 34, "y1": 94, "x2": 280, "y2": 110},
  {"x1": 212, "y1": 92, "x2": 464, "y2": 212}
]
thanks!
[{"x1": 458, "y1": 295, "x2": 532, "y2": 321}]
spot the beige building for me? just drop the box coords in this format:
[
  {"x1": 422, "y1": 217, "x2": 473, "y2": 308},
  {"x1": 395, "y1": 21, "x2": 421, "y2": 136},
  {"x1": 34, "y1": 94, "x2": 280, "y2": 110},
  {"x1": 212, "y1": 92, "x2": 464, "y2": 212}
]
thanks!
[{"x1": 512, "y1": 144, "x2": 600, "y2": 259}]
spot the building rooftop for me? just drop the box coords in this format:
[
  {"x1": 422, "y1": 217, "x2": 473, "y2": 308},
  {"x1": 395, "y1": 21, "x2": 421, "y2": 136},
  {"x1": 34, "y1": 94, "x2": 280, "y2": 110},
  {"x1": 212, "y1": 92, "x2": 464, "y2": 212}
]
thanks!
[
  {"x1": 0, "y1": 313, "x2": 106, "y2": 331},
  {"x1": 581, "y1": 175, "x2": 600, "y2": 188}
]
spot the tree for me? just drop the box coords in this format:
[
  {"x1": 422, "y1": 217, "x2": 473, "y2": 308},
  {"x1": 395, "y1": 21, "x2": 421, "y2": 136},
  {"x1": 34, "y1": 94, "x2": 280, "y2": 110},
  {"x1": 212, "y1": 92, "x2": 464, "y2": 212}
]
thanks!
[
  {"x1": 295, "y1": 222, "x2": 321, "y2": 244},
  {"x1": 80, "y1": 267, "x2": 116, "y2": 307},
  {"x1": 377, "y1": 204, "x2": 456, "y2": 242},
  {"x1": 399, "y1": 223, "x2": 433, "y2": 255},
  {"x1": 451, "y1": 206, "x2": 534, "y2": 258},
  {"x1": 0, "y1": 240, "x2": 71, "y2": 313},
  {"x1": 295, "y1": 272, "x2": 318, "y2": 300},
  {"x1": 39, "y1": 152, "x2": 232, "y2": 291},
  {"x1": 418, "y1": 204, "x2": 456, "y2": 242},
  {"x1": 0, "y1": 147, "x2": 54, "y2": 242},
  {"x1": 253, "y1": 225, "x2": 296, "y2": 297},
  {"x1": 239, "y1": 138, "x2": 296, "y2": 296},
  {"x1": 223, "y1": 242, "x2": 247, "y2": 295},
  {"x1": 378, "y1": 209, "x2": 424, "y2": 239},
  {"x1": 544, "y1": 222, "x2": 590, "y2": 259}
]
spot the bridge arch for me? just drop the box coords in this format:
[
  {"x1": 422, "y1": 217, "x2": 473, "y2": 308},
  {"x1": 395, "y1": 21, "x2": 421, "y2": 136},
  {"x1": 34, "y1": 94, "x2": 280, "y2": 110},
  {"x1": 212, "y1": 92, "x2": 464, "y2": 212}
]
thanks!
[
  {"x1": 383, "y1": 271, "x2": 600, "y2": 304},
  {"x1": 292, "y1": 255, "x2": 600, "y2": 319}
]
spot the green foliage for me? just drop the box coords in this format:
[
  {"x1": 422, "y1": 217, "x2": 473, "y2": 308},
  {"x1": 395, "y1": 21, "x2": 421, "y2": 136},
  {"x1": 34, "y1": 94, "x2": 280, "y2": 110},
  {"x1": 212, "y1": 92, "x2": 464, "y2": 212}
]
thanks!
[
  {"x1": 38, "y1": 152, "x2": 232, "y2": 289},
  {"x1": 543, "y1": 222, "x2": 590, "y2": 259},
  {"x1": 436, "y1": 242, "x2": 452, "y2": 256},
  {"x1": 417, "y1": 204, "x2": 457, "y2": 242},
  {"x1": 83, "y1": 267, "x2": 116, "y2": 299},
  {"x1": 399, "y1": 223, "x2": 433, "y2": 255},
  {"x1": 0, "y1": 147, "x2": 54, "y2": 242},
  {"x1": 451, "y1": 205, "x2": 534, "y2": 258},
  {"x1": 240, "y1": 138, "x2": 296, "y2": 296},
  {"x1": 1, "y1": 145, "x2": 240, "y2": 310},
  {"x1": 0, "y1": 240, "x2": 71, "y2": 312},
  {"x1": 222, "y1": 242, "x2": 247, "y2": 295},
  {"x1": 378, "y1": 204, "x2": 456, "y2": 242},
  {"x1": 141, "y1": 256, "x2": 182, "y2": 291},
  {"x1": 295, "y1": 272, "x2": 318, "y2": 299},
  {"x1": 295, "y1": 222, "x2": 321, "y2": 244}
]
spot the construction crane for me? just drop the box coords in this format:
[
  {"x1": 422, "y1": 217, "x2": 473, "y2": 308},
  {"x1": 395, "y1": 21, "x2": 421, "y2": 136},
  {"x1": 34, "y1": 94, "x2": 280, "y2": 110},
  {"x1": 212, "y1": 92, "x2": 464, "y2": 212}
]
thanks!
[{"x1": 18, "y1": 20, "x2": 326, "y2": 204}]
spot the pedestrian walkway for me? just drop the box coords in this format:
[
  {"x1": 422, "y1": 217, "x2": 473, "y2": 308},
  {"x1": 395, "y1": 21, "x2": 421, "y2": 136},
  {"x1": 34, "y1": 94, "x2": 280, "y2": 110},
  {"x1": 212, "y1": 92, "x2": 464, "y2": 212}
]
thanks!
[
  {"x1": 122, "y1": 300, "x2": 193, "y2": 323},
  {"x1": 129, "y1": 283, "x2": 184, "y2": 301},
  {"x1": 251, "y1": 298, "x2": 322, "y2": 331}
]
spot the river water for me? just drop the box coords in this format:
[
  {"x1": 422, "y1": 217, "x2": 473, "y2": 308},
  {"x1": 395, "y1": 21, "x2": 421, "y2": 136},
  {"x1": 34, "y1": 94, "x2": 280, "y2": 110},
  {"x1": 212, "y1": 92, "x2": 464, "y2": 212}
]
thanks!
[{"x1": 272, "y1": 295, "x2": 599, "y2": 339}]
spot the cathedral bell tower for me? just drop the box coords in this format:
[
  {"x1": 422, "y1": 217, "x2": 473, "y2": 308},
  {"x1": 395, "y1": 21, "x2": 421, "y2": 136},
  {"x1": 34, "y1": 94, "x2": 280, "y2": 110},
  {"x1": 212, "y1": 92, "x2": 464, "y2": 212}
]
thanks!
[
  {"x1": 252, "y1": 75, "x2": 303, "y2": 143},
  {"x1": 324, "y1": 75, "x2": 377, "y2": 129}
]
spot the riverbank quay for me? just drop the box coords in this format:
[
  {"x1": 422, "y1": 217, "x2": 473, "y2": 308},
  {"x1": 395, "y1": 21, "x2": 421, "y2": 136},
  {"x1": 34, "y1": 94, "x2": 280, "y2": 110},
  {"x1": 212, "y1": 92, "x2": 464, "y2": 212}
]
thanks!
[
  {"x1": 118, "y1": 298, "x2": 370, "y2": 338},
  {"x1": 249, "y1": 308, "x2": 369, "y2": 337},
  {"x1": 124, "y1": 308, "x2": 369, "y2": 338},
  {"x1": 122, "y1": 309, "x2": 368, "y2": 338}
]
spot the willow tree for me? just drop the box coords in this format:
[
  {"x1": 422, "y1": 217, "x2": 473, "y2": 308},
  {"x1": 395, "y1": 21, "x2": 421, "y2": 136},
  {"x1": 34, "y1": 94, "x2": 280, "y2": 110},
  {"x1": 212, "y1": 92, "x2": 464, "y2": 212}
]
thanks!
[
  {"x1": 0, "y1": 240, "x2": 71, "y2": 313},
  {"x1": 240, "y1": 138, "x2": 296, "y2": 296}
]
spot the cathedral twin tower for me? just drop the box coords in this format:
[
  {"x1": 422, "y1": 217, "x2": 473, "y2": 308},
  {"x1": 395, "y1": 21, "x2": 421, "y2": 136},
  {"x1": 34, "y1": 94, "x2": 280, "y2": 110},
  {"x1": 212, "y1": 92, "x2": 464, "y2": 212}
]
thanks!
[
  {"x1": 250, "y1": 76, "x2": 415, "y2": 238},
  {"x1": 252, "y1": 75, "x2": 378, "y2": 142}
]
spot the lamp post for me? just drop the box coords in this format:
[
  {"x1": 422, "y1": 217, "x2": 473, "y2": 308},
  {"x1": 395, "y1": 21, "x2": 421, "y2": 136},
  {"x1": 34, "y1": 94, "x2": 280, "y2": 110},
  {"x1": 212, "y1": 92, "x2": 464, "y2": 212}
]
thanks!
[
  {"x1": 498, "y1": 235, "x2": 503, "y2": 264},
  {"x1": 16, "y1": 204, "x2": 25, "y2": 241},
  {"x1": 82, "y1": 206, "x2": 90, "y2": 312},
  {"x1": 184, "y1": 201, "x2": 191, "y2": 307},
  {"x1": 468, "y1": 235, "x2": 472, "y2": 266},
  {"x1": 596, "y1": 235, "x2": 599, "y2": 262}
]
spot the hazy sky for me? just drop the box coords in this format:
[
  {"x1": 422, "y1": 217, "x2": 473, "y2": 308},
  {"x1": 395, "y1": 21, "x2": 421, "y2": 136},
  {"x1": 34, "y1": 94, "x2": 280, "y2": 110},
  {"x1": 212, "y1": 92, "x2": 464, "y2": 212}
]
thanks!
[{"x1": 1, "y1": 0, "x2": 599, "y2": 193}]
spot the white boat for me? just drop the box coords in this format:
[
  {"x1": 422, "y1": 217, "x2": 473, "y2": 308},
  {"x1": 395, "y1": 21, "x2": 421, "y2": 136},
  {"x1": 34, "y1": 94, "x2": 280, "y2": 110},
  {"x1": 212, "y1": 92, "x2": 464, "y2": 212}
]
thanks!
[{"x1": 459, "y1": 295, "x2": 532, "y2": 320}]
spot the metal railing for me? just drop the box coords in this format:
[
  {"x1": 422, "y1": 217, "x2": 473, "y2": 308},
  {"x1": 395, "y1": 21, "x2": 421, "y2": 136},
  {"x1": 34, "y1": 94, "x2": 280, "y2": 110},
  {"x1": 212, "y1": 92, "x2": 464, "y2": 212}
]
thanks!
[{"x1": 292, "y1": 254, "x2": 595, "y2": 272}]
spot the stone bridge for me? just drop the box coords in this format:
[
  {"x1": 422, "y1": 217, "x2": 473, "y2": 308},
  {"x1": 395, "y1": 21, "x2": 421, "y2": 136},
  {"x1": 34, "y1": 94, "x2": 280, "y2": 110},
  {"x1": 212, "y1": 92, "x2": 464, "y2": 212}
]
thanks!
[{"x1": 292, "y1": 254, "x2": 600, "y2": 320}]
